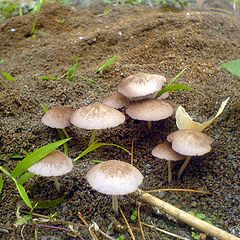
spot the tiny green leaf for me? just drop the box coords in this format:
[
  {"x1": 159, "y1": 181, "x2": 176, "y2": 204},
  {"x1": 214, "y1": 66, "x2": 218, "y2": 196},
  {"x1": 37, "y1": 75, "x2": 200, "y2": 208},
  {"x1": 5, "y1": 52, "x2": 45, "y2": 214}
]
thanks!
[
  {"x1": 96, "y1": 56, "x2": 119, "y2": 74},
  {"x1": 40, "y1": 103, "x2": 49, "y2": 113},
  {"x1": 15, "y1": 215, "x2": 32, "y2": 227},
  {"x1": 156, "y1": 83, "x2": 191, "y2": 98},
  {"x1": 221, "y1": 59, "x2": 240, "y2": 77},
  {"x1": 64, "y1": 62, "x2": 80, "y2": 81},
  {"x1": 74, "y1": 141, "x2": 130, "y2": 161},
  {"x1": 91, "y1": 160, "x2": 103, "y2": 164},
  {"x1": 33, "y1": 197, "x2": 65, "y2": 209},
  {"x1": 40, "y1": 75, "x2": 59, "y2": 81},
  {"x1": 11, "y1": 138, "x2": 70, "y2": 178},
  {"x1": 0, "y1": 59, "x2": 4, "y2": 64},
  {"x1": 0, "y1": 71, "x2": 15, "y2": 81}
]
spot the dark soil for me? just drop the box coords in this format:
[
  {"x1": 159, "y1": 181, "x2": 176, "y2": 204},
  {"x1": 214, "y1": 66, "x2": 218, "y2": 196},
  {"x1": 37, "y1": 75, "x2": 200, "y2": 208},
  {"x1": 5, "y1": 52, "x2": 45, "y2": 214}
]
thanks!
[{"x1": 0, "y1": 3, "x2": 240, "y2": 240}]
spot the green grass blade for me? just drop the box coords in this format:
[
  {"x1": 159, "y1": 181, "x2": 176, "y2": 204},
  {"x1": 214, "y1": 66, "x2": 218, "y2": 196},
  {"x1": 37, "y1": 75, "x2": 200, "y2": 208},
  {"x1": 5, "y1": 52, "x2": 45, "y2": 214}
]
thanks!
[
  {"x1": 33, "y1": 197, "x2": 65, "y2": 209},
  {"x1": 0, "y1": 174, "x2": 3, "y2": 195},
  {"x1": 40, "y1": 103, "x2": 49, "y2": 113},
  {"x1": 168, "y1": 68, "x2": 187, "y2": 85},
  {"x1": 64, "y1": 62, "x2": 80, "y2": 81},
  {"x1": 18, "y1": 172, "x2": 35, "y2": 185},
  {"x1": 96, "y1": 56, "x2": 119, "y2": 74},
  {"x1": 0, "y1": 167, "x2": 32, "y2": 209},
  {"x1": 156, "y1": 83, "x2": 191, "y2": 98},
  {"x1": 0, "y1": 71, "x2": 15, "y2": 81},
  {"x1": 74, "y1": 141, "x2": 130, "y2": 161},
  {"x1": 0, "y1": 59, "x2": 4, "y2": 64},
  {"x1": 221, "y1": 59, "x2": 240, "y2": 77},
  {"x1": 11, "y1": 138, "x2": 70, "y2": 178}
]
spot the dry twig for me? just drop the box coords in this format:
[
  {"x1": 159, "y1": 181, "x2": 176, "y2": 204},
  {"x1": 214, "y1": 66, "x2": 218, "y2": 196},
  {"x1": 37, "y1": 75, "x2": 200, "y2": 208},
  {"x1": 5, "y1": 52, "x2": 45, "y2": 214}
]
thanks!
[
  {"x1": 137, "y1": 202, "x2": 146, "y2": 240},
  {"x1": 144, "y1": 188, "x2": 211, "y2": 195}
]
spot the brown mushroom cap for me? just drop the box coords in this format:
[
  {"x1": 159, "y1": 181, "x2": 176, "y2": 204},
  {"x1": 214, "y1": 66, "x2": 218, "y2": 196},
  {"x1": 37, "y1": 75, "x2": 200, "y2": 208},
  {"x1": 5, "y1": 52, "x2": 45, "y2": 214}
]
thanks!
[
  {"x1": 41, "y1": 106, "x2": 74, "y2": 129},
  {"x1": 103, "y1": 92, "x2": 130, "y2": 109},
  {"x1": 126, "y1": 99, "x2": 173, "y2": 121},
  {"x1": 118, "y1": 73, "x2": 166, "y2": 99},
  {"x1": 86, "y1": 160, "x2": 143, "y2": 195},
  {"x1": 167, "y1": 129, "x2": 214, "y2": 156},
  {"x1": 70, "y1": 103, "x2": 125, "y2": 130},
  {"x1": 152, "y1": 142, "x2": 185, "y2": 161},
  {"x1": 28, "y1": 150, "x2": 73, "y2": 176}
]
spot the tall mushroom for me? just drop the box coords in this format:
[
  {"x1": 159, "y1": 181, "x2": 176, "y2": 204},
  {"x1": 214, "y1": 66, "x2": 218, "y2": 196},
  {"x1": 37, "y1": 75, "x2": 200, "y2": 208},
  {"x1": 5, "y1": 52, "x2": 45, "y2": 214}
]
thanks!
[
  {"x1": 86, "y1": 160, "x2": 143, "y2": 215},
  {"x1": 42, "y1": 105, "x2": 74, "y2": 155},
  {"x1": 167, "y1": 129, "x2": 214, "y2": 179},
  {"x1": 28, "y1": 150, "x2": 73, "y2": 193},
  {"x1": 126, "y1": 99, "x2": 173, "y2": 129},
  {"x1": 118, "y1": 73, "x2": 166, "y2": 101},
  {"x1": 70, "y1": 103, "x2": 125, "y2": 145},
  {"x1": 152, "y1": 142, "x2": 185, "y2": 183}
]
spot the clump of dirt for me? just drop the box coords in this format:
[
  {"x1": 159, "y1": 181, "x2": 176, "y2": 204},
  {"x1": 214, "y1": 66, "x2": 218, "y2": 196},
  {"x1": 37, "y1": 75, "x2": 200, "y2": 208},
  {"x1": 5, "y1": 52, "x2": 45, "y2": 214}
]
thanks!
[{"x1": 0, "y1": 3, "x2": 240, "y2": 240}]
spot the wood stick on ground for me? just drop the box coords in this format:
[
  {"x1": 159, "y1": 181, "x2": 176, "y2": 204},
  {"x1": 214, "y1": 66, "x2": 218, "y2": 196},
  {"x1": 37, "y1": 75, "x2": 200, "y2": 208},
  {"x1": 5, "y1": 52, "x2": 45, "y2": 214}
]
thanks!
[
  {"x1": 77, "y1": 211, "x2": 99, "y2": 240},
  {"x1": 137, "y1": 202, "x2": 146, "y2": 240},
  {"x1": 119, "y1": 207, "x2": 136, "y2": 240},
  {"x1": 137, "y1": 189, "x2": 240, "y2": 240},
  {"x1": 131, "y1": 138, "x2": 134, "y2": 165},
  {"x1": 142, "y1": 222, "x2": 190, "y2": 240}
]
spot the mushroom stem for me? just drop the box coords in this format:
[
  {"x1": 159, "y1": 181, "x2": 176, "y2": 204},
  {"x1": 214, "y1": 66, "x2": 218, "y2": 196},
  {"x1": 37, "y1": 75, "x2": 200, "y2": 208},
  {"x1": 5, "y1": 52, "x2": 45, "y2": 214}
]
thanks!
[
  {"x1": 53, "y1": 177, "x2": 61, "y2": 193},
  {"x1": 57, "y1": 129, "x2": 68, "y2": 155},
  {"x1": 89, "y1": 129, "x2": 97, "y2": 146},
  {"x1": 167, "y1": 161, "x2": 172, "y2": 183},
  {"x1": 112, "y1": 195, "x2": 119, "y2": 216},
  {"x1": 147, "y1": 121, "x2": 152, "y2": 130},
  {"x1": 61, "y1": 128, "x2": 70, "y2": 139},
  {"x1": 178, "y1": 156, "x2": 191, "y2": 179}
]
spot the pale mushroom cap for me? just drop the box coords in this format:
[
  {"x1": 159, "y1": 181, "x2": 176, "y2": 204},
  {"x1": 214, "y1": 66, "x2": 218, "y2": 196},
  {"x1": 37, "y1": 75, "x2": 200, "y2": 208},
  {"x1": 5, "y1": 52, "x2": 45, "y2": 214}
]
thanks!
[
  {"x1": 41, "y1": 106, "x2": 74, "y2": 129},
  {"x1": 103, "y1": 92, "x2": 130, "y2": 109},
  {"x1": 152, "y1": 142, "x2": 185, "y2": 161},
  {"x1": 86, "y1": 160, "x2": 144, "y2": 195},
  {"x1": 70, "y1": 103, "x2": 126, "y2": 130},
  {"x1": 28, "y1": 150, "x2": 73, "y2": 177},
  {"x1": 167, "y1": 129, "x2": 214, "y2": 156},
  {"x1": 118, "y1": 73, "x2": 166, "y2": 98},
  {"x1": 126, "y1": 99, "x2": 173, "y2": 121}
]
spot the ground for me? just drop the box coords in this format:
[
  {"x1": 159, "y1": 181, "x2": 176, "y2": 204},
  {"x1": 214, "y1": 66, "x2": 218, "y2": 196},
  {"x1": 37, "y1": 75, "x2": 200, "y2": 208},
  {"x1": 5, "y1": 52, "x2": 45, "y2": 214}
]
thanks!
[{"x1": 0, "y1": 3, "x2": 240, "y2": 240}]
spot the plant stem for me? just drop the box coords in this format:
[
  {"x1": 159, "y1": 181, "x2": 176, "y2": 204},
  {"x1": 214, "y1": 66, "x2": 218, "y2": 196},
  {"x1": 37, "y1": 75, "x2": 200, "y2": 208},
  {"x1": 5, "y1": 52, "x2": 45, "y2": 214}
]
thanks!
[
  {"x1": 57, "y1": 129, "x2": 68, "y2": 155},
  {"x1": 167, "y1": 161, "x2": 172, "y2": 183},
  {"x1": 61, "y1": 128, "x2": 70, "y2": 139},
  {"x1": 53, "y1": 177, "x2": 60, "y2": 193},
  {"x1": 112, "y1": 195, "x2": 119, "y2": 216},
  {"x1": 89, "y1": 129, "x2": 97, "y2": 146},
  {"x1": 147, "y1": 121, "x2": 152, "y2": 130},
  {"x1": 178, "y1": 156, "x2": 191, "y2": 179}
]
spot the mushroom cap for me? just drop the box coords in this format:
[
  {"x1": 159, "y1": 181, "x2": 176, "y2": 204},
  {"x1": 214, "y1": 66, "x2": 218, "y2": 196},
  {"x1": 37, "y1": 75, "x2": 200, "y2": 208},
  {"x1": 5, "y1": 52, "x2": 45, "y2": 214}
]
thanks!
[
  {"x1": 42, "y1": 106, "x2": 74, "y2": 129},
  {"x1": 86, "y1": 160, "x2": 144, "y2": 195},
  {"x1": 118, "y1": 73, "x2": 166, "y2": 99},
  {"x1": 126, "y1": 99, "x2": 173, "y2": 121},
  {"x1": 70, "y1": 103, "x2": 125, "y2": 130},
  {"x1": 28, "y1": 150, "x2": 73, "y2": 177},
  {"x1": 103, "y1": 92, "x2": 130, "y2": 109},
  {"x1": 167, "y1": 129, "x2": 214, "y2": 156},
  {"x1": 152, "y1": 142, "x2": 185, "y2": 161}
]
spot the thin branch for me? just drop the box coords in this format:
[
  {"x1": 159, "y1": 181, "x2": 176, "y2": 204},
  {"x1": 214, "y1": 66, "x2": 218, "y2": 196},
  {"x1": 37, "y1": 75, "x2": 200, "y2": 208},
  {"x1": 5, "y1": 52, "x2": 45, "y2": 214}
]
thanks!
[
  {"x1": 131, "y1": 138, "x2": 134, "y2": 165},
  {"x1": 144, "y1": 188, "x2": 211, "y2": 195},
  {"x1": 119, "y1": 207, "x2": 136, "y2": 240},
  {"x1": 137, "y1": 203, "x2": 146, "y2": 240}
]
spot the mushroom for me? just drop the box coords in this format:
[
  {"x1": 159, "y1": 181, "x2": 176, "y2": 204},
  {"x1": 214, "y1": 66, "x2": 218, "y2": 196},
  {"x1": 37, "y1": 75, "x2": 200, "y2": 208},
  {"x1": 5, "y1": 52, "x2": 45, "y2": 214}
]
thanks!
[
  {"x1": 152, "y1": 142, "x2": 185, "y2": 183},
  {"x1": 103, "y1": 92, "x2": 130, "y2": 109},
  {"x1": 86, "y1": 160, "x2": 143, "y2": 215},
  {"x1": 118, "y1": 73, "x2": 166, "y2": 100},
  {"x1": 167, "y1": 129, "x2": 214, "y2": 179},
  {"x1": 70, "y1": 103, "x2": 125, "y2": 145},
  {"x1": 41, "y1": 105, "x2": 74, "y2": 155},
  {"x1": 126, "y1": 99, "x2": 173, "y2": 129},
  {"x1": 28, "y1": 150, "x2": 73, "y2": 193}
]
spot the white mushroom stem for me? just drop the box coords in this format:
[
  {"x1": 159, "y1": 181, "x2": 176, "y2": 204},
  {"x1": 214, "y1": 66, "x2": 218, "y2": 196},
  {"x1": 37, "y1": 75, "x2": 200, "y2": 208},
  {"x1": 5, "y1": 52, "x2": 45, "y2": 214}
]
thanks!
[
  {"x1": 112, "y1": 195, "x2": 119, "y2": 216},
  {"x1": 147, "y1": 121, "x2": 152, "y2": 130},
  {"x1": 136, "y1": 189, "x2": 239, "y2": 240},
  {"x1": 89, "y1": 129, "x2": 97, "y2": 146},
  {"x1": 167, "y1": 161, "x2": 172, "y2": 183},
  {"x1": 178, "y1": 156, "x2": 191, "y2": 179},
  {"x1": 53, "y1": 177, "x2": 61, "y2": 193}
]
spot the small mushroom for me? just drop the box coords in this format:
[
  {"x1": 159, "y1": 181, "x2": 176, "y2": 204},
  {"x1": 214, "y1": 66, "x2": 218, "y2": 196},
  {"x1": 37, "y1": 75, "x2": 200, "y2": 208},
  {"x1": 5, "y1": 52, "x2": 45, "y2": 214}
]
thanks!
[
  {"x1": 167, "y1": 129, "x2": 214, "y2": 179},
  {"x1": 152, "y1": 142, "x2": 185, "y2": 183},
  {"x1": 86, "y1": 160, "x2": 143, "y2": 215},
  {"x1": 28, "y1": 150, "x2": 73, "y2": 193},
  {"x1": 70, "y1": 103, "x2": 125, "y2": 145},
  {"x1": 41, "y1": 105, "x2": 74, "y2": 155},
  {"x1": 126, "y1": 99, "x2": 173, "y2": 129},
  {"x1": 102, "y1": 92, "x2": 130, "y2": 109},
  {"x1": 118, "y1": 73, "x2": 166, "y2": 100}
]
